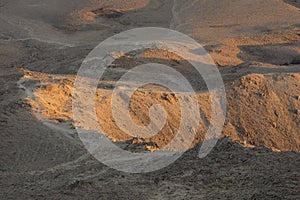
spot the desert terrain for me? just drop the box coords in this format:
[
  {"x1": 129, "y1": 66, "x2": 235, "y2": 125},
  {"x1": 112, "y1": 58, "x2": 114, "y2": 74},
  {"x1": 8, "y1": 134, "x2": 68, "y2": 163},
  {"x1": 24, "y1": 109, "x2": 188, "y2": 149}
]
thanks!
[{"x1": 0, "y1": 0, "x2": 300, "y2": 199}]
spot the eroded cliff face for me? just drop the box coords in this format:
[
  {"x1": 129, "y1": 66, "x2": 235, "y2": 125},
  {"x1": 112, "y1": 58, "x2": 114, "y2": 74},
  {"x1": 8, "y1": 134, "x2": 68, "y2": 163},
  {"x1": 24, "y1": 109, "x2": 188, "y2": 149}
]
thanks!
[{"x1": 20, "y1": 48, "x2": 300, "y2": 153}]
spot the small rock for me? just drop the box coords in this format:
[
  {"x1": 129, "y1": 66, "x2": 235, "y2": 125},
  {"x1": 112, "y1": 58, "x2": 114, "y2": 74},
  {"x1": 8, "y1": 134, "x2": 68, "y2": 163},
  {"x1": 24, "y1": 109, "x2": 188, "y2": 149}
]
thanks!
[
  {"x1": 272, "y1": 122, "x2": 277, "y2": 128},
  {"x1": 161, "y1": 93, "x2": 168, "y2": 100},
  {"x1": 56, "y1": 118, "x2": 64, "y2": 123}
]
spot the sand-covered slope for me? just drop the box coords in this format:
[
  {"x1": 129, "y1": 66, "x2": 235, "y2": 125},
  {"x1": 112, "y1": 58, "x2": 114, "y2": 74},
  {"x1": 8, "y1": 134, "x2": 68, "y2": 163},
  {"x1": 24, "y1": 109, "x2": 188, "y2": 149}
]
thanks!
[
  {"x1": 172, "y1": 0, "x2": 300, "y2": 40},
  {"x1": 17, "y1": 48, "x2": 300, "y2": 153},
  {"x1": 1, "y1": 0, "x2": 300, "y2": 199},
  {"x1": 225, "y1": 73, "x2": 300, "y2": 151}
]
